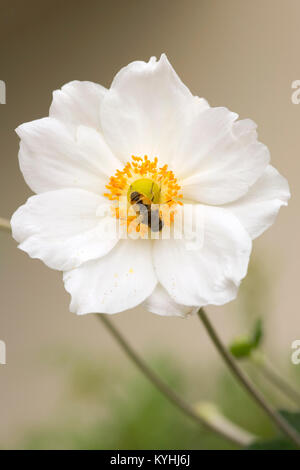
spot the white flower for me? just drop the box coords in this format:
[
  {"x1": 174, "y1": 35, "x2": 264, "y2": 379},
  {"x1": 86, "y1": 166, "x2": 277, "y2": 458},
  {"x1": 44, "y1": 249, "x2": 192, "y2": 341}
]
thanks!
[{"x1": 11, "y1": 54, "x2": 290, "y2": 317}]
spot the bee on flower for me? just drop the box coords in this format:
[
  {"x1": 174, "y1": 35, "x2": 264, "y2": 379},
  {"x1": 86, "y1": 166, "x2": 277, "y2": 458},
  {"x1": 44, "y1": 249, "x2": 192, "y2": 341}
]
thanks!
[{"x1": 11, "y1": 54, "x2": 290, "y2": 316}]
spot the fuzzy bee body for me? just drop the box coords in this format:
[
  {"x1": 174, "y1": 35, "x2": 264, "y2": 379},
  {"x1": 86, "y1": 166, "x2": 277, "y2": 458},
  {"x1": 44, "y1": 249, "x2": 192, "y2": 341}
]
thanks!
[
  {"x1": 130, "y1": 191, "x2": 147, "y2": 205},
  {"x1": 129, "y1": 191, "x2": 164, "y2": 232}
]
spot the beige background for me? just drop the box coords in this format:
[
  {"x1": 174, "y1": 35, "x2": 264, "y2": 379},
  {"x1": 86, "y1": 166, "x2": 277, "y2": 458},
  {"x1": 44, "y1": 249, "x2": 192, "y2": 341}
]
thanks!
[{"x1": 0, "y1": 0, "x2": 299, "y2": 445}]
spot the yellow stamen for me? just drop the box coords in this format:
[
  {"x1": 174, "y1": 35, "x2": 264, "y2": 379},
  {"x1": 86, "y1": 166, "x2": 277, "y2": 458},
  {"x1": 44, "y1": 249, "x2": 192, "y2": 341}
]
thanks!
[{"x1": 104, "y1": 155, "x2": 182, "y2": 235}]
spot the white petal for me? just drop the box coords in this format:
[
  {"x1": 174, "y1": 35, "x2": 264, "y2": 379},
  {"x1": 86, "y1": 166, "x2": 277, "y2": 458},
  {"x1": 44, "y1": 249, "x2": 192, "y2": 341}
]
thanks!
[
  {"x1": 11, "y1": 189, "x2": 118, "y2": 271},
  {"x1": 154, "y1": 205, "x2": 252, "y2": 307},
  {"x1": 76, "y1": 125, "x2": 122, "y2": 178},
  {"x1": 144, "y1": 284, "x2": 197, "y2": 317},
  {"x1": 49, "y1": 80, "x2": 106, "y2": 135},
  {"x1": 16, "y1": 118, "x2": 118, "y2": 194},
  {"x1": 63, "y1": 240, "x2": 157, "y2": 314},
  {"x1": 225, "y1": 165, "x2": 290, "y2": 239},
  {"x1": 101, "y1": 54, "x2": 206, "y2": 163},
  {"x1": 179, "y1": 114, "x2": 270, "y2": 204}
]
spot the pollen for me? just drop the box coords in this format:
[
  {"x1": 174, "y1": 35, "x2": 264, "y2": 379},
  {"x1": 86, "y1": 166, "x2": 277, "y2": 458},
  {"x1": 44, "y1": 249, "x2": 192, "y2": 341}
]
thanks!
[
  {"x1": 104, "y1": 155, "x2": 182, "y2": 205},
  {"x1": 104, "y1": 155, "x2": 182, "y2": 235}
]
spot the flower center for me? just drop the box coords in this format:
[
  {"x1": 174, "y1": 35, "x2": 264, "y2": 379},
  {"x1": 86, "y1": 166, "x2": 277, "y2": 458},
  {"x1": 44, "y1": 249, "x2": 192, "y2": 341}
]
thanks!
[{"x1": 104, "y1": 155, "x2": 182, "y2": 236}]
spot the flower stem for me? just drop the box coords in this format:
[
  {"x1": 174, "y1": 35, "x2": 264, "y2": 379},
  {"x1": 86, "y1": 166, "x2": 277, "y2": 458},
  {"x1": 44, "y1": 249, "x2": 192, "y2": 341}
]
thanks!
[
  {"x1": 97, "y1": 314, "x2": 255, "y2": 447},
  {"x1": 198, "y1": 308, "x2": 300, "y2": 448},
  {"x1": 250, "y1": 351, "x2": 300, "y2": 407},
  {"x1": 0, "y1": 215, "x2": 254, "y2": 445},
  {"x1": 0, "y1": 217, "x2": 10, "y2": 233}
]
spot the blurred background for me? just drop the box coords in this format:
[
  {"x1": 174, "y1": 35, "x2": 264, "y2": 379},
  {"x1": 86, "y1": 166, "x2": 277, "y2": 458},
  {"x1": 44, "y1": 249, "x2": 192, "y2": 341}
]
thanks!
[{"x1": 0, "y1": 0, "x2": 299, "y2": 449}]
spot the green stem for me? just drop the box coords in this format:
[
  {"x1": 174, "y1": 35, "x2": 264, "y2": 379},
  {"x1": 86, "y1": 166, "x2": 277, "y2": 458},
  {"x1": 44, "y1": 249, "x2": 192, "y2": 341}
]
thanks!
[
  {"x1": 198, "y1": 308, "x2": 300, "y2": 448},
  {"x1": 1, "y1": 216, "x2": 254, "y2": 445},
  {"x1": 250, "y1": 351, "x2": 300, "y2": 407},
  {"x1": 97, "y1": 314, "x2": 255, "y2": 447}
]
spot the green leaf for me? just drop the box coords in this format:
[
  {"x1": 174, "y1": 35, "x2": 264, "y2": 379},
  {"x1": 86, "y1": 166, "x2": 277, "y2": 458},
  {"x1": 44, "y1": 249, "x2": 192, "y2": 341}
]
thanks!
[
  {"x1": 280, "y1": 410, "x2": 300, "y2": 432},
  {"x1": 244, "y1": 410, "x2": 300, "y2": 450},
  {"x1": 246, "y1": 438, "x2": 296, "y2": 450},
  {"x1": 229, "y1": 336, "x2": 253, "y2": 359},
  {"x1": 229, "y1": 318, "x2": 264, "y2": 359},
  {"x1": 251, "y1": 318, "x2": 263, "y2": 348}
]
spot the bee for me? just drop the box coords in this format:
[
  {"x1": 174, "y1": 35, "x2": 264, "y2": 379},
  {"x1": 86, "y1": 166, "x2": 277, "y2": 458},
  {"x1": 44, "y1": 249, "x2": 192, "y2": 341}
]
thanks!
[{"x1": 128, "y1": 179, "x2": 164, "y2": 232}]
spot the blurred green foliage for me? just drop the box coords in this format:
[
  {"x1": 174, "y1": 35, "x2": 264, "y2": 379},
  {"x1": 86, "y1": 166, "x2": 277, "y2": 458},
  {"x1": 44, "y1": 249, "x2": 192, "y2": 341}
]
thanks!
[
  {"x1": 4, "y1": 255, "x2": 299, "y2": 450},
  {"x1": 246, "y1": 411, "x2": 300, "y2": 450},
  {"x1": 14, "y1": 350, "x2": 281, "y2": 450}
]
